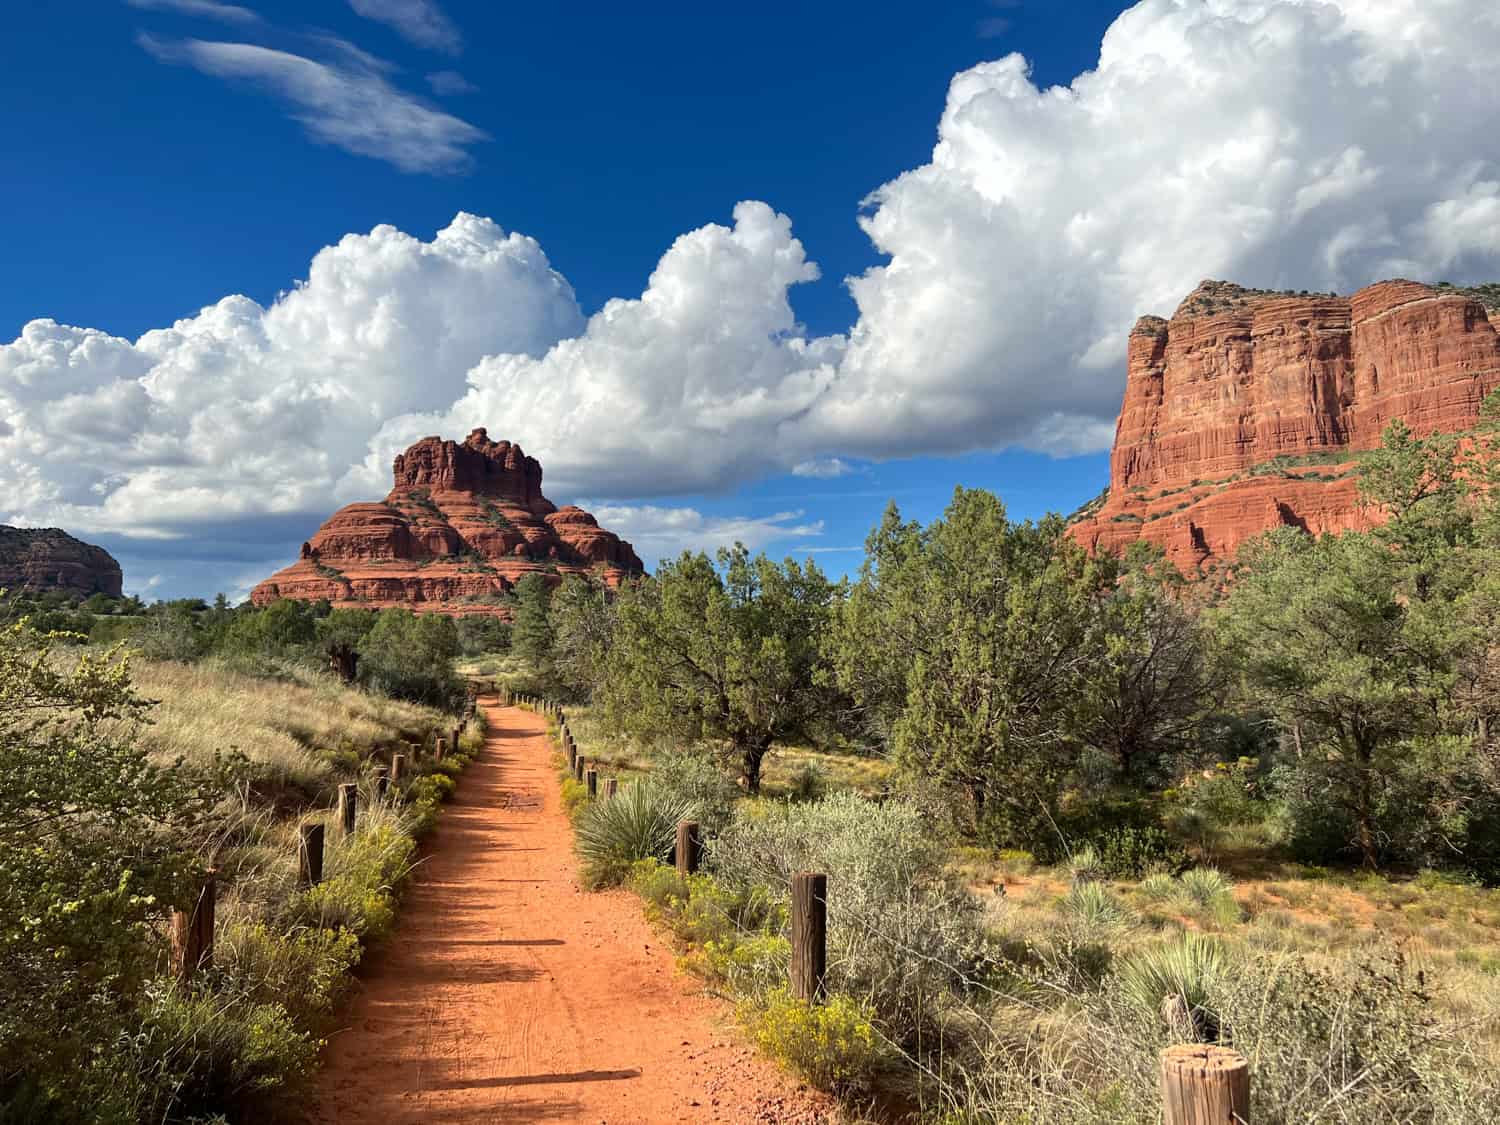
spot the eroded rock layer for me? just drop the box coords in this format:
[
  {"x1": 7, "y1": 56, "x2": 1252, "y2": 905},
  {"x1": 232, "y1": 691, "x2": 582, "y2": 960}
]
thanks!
[
  {"x1": 251, "y1": 429, "x2": 642, "y2": 615},
  {"x1": 1068, "y1": 280, "x2": 1500, "y2": 571},
  {"x1": 0, "y1": 526, "x2": 123, "y2": 597}
]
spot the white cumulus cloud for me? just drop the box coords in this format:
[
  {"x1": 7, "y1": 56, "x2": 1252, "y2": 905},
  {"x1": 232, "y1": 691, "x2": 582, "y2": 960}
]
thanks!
[
  {"x1": 795, "y1": 0, "x2": 1500, "y2": 460},
  {"x1": 1, "y1": 215, "x2": 583, "y2": 536}
]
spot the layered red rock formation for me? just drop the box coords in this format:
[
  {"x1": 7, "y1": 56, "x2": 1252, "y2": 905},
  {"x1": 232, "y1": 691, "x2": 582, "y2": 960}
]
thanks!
[
  {"x1": 0, "y1": 526, "x2": 123, "y2": 597},
  {"x1": 1069, "y1": 280, "x2": 1500, "y2": 571},
  {"x1": 251, "y1": 429, "x2": 642, "y2": 615}
]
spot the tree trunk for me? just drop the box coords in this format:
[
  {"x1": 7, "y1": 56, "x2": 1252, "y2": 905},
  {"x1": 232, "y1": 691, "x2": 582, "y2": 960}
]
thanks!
[
  {"x1": 329, "y1": 645, "x2": 358, "y2": 684},
  {"x1": 739, "y1": 735, "x2": 773, "y2": 795}
]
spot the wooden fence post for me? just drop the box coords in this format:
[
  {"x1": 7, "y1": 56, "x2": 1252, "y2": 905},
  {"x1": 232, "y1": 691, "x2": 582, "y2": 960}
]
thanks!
[
  {"x1": 574, "y1": 756, "x2": 585, "y2": 782},
  {"x1": 374, "y1": 767, "x2": 389, "y2": 799},
  {"x1": 586, "y1": 768, "x2": 598, "y2": 798},
  {"x1": 391, "y1": 753, "x2": 407, "y2": 783},
  {"x1": 790, "y1": 872, "x2": 827, "y2": 1003},
  {"x1": 339, "y1": 782, "x2": 358, "y2": 835},
  {"x1": 675, "y1": 820, "x2": 702, "y2": 877},
  {"x1": 1160, "y1": 1045, "x2": 1250, "y2": 1125},
  {"x1": 605, "y1": 777, "x2": 618, "y2": 800},
  {"x1": 567, "y1": 743, "x2": 577, "y2": 770},
  {"x1": 452, "y1": 724, "x2": 462, "y2": 754},
  {"x1": 298, "y1": 823, "x2": 325, "y2": 887},
  {"x1": 170, "y1": 870, "x2": 216, "y2": 983},
  {"x1": 435, "y1": 736, "x2": 448, "y2": 762}
]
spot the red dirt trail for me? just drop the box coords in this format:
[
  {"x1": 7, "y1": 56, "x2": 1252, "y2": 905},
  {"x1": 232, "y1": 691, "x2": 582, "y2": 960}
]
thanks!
[{"x1": 311, "y1": 698, "x2": 834, "y2": 1124}]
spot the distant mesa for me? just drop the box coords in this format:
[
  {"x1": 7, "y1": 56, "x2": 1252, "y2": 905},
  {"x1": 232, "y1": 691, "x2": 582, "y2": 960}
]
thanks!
[
  {"x1": 251, "y1": 428, "x2": 643, "y2": 616},
  {"x1": 0, "y1": 525, "x2": 123, "y2": 598},
  {"x1": 1068, "y1": 279, "x2": 1500, "y2": 572}
]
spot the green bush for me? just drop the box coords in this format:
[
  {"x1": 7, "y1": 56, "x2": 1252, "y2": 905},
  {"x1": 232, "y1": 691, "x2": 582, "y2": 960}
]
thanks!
[
  {"x1": 742, "y1": 988, "x2": 887, "y2": 1095},
  {"x1": 652, "y1": 749, "x2": 741, "y2": 837},
  {"x1": 574, "y1": 780, "x2": 697, "y2": 888},
  {"x1": 136, "y1": 982, "x2": 319, "y2": 1116},
  {"x1": 1092, "y1": 825, "x2": 1189, "y2": 879}
]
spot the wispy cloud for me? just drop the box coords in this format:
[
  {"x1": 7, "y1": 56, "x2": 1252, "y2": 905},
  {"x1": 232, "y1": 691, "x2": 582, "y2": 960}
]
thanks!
[
  {"x1": 137, "y1": 33, "x2": 486, "y2": 173},
  {"x1": 426, "y1": 69, "x2": 476, "y2": 96},
  {"x1": 126, "y1": 0, "x2": 261, "y2": 24},
  {"x1": 791, "y1": 457, "x2": 855, "y2": 479},
  {"x1": 584, "y1": 504, "x2": 824, "y2": 564},
  {"x1": 348, "y1": 0, "x2": 461, "y2": 54}
]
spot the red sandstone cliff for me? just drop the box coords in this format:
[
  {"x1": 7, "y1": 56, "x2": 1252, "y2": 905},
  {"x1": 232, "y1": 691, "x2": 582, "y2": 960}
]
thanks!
[
  {"x1": 0, "y1": 526, "x2": 123, "y2": 598},
  {"x1": 1069, "y1": 280, "x2": 1500, "y2": 572},
  {"x1": 251, "y1": 429, "x2": 642, "y2": 615}
]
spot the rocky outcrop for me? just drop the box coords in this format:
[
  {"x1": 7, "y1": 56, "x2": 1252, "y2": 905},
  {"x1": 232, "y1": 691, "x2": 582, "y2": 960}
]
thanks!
[
  {"x1": 251, "y1": 429, "x2": 642, "y2": 615},
  {"x1": 1069, "y1": 280, "x2": 1500, "y2": 572},
  {"x1": 0, "y1": 526, "x2": 123, "y2": 597}
]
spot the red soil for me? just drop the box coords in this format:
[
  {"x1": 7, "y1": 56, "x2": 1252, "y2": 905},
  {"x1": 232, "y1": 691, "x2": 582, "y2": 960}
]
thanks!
[{"x1": 309, "y1": 698, "x2": 835, "y2": 1124}]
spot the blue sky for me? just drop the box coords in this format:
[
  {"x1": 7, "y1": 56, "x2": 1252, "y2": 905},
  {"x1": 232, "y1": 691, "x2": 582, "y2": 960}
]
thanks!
[{"x1": 3, "y1": 1, "x2": 1497, "y2": 599}]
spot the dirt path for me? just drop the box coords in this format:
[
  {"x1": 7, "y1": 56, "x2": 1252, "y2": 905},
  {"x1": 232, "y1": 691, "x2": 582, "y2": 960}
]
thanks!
[{"x1": 311, "y1": 698, "x2": 834, "y2": 1124}]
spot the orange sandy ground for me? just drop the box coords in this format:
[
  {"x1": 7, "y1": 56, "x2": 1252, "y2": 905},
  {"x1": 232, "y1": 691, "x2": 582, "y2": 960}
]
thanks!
[{"x1": 309, "y1": 698, "x2": 835, "y2": 1124}]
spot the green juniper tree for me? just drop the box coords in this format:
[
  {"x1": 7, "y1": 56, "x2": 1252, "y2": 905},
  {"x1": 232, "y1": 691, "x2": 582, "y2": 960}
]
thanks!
[{"x1": 602, "y1": 545, "x2": 835, "y2": 793}]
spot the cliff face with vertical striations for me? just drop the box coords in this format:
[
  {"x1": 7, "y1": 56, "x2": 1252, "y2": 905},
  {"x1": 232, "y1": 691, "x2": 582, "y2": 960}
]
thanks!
[
  {"x1": 0, "y1": 526, "x2": 123, "y2": 597},
  {"x1": 1068, "y1": 280, "x2": 1500, "y2": 571},
  {"x1": 250, "y1": 429, "x2": 643, "y2": 615}
]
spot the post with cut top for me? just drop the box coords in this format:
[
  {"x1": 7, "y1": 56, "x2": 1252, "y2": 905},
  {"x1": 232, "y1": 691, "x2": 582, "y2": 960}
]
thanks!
[
  {"x1": 374, "y1": 767, "x2": 390, "y2": 799},
  {"x1": 1160, "y1": 1045, "x2": 1250, "y2": 1125},
  {"x1": 298, "y1": 822, "x2": 325, "y2": 887},
  {"x1": 391, "y1": 752, "x2": 407, "y2": 784},
  {"x1": 605, "y1": 777, "x2": 618, "y2": 800},
  {"x1": 567, "y1": 743, "x2": 577, "y2": 770},
  {"x1": 452, "y1": 724, "x2": 462, "y2": 754},
  {"x1": 574, "y1": 756, "x2": 585, "y2": 782},
  {"x1": 170, "y1": 870, "x2": 216, "y2": 983},
  {"x1": 435, "y1": 736, "x2": 448, "y2": 762},
  {"x1": 586, "y1": 767, "x2": 598, "y2": 798},
  {"x1": 790, "y1": 872, "x2": 827, "y2": 1003},
  {"x1": 339, "y1": 782, "x2": 358, "y2": 836},
  {"x1": 675, "y1": 820, "x2": 702, "y2": 877}
]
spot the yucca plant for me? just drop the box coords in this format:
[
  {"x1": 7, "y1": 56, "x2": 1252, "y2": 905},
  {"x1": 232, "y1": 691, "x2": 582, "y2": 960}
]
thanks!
[
  {"x1": 1138, "y1": 872, "x2": 1179, "y2": 901},
  {"x1": 1068, "y1": 844, "x2": 1107, "y2": 885},
  {"x1": 1064, "y1": 880, "x2": 1131, "y2": 931},
  {"x1": 1177, "y1": 866, "x2": 1232, "y2": 905},
  {"x1": 1114, "y1": 933, "x2": 1229, "y2": 1042},
  {"x1": 574, "y1": 780, "x2": 698, "y2": 888}
]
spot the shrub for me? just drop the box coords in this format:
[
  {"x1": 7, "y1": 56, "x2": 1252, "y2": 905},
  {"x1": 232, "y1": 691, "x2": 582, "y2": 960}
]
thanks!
[
  {"x1": 213, "y1": 921, "x2": 361, "y2": 1026},
  {"x1": 289, "y1": 819, "x2": 415, "y2": 940},
  {"x1": 1114, "y1": 934, "x2": 1229, "y2": 1042},
  {"x1": 136, "y1": 982, "x2": 319, "y2": 1116},
  {"x1": 742, "y1": 988, "x2": 886, "y2": 1095},
  {"x1": 1092, "y1": 825, "x2": 1189, "y2": 879},
  {"x1": 652, "y1": 749, "x2": 740, "y2": 837},
  {"x1": 1068, "y1": 844, "x2": 1108, "y2": 884},
  {"x1": 711, "y1": 793, "x2": 987, "y2": 1048},
  {"x1": 574, "y1": 780, "x2": 697, "y2": 888}
]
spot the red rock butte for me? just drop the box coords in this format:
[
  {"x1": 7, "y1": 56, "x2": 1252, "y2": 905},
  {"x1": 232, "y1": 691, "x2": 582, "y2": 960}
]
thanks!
[
  {"x1": 1068, "y1": 279, "x2": 1500, "y2": 573},
  {"x1": 251, "y1": 429, "x2": 643, "y2": 616}
]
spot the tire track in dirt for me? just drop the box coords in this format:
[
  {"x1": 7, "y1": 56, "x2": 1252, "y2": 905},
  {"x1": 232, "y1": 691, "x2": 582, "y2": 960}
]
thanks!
[{"x1": 310, "y1": 697, "x2": 834, "y2": 1124}]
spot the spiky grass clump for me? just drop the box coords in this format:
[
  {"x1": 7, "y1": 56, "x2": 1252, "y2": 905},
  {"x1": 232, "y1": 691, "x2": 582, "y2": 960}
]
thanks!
[
  {"x1": 1068, "y1": 844, "x2": 1108, "y2": 885},
  {"x1": 574, "y1": 780, "x2": 697, "y2": 888},
  {"x1": 1064, "y1": 880, "x2": 1132, "y2": 932},
  {"x1": 1114, "y1": 933, "x2": 1229, "y2": 1042}
]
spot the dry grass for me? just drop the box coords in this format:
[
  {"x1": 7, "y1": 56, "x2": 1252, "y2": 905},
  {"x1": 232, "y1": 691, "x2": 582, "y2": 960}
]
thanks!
[{"x1": 130, "y1": 656, "x2": 448, "y2": 797}]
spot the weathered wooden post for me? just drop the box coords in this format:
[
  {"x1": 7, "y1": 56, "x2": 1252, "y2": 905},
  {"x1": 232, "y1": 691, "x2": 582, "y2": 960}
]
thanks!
[
  {"x1": 298, "y1": 823, "x2": 325, "y2": 887},
  {"x1": 452, "y1": 724, "x2": 462, "y2": 754},
  {"x1": 790, "y1": 872, "x2": 827, "y2": 1003},
  {"x1": 574, "y1": 756, "x2": 585, "y2": 782},
  {"x1": 391, "y1": 752, "x2": 407, "y2": 783},
  {"x1": 605, "y1": 777, "x2": 618, "y2": 800},
  {"x1": 586, "y1": 767, "x2": 598, "y2": 798},
  {"x1": 1160, "y1": 1045, "x2": 1250, "y2": 1125},
  {"x1": 170, "y1": 870, "x2": 216, "y2": 983},
  {"x1": 435, "y1": 736, "x2": 448, "y2": 762},
  {"x1": 374, "y1": 766, "x2": 390, "y2": 799},
  {"x1": 567, "y1": 743, "x2": 577, "y2": 770},
  {"x1": 339, "y1": 782, "x2": 358, "y2": 835},
  {"x1": 675, "y1": 820, "x2": 702, "y2": 877}
]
